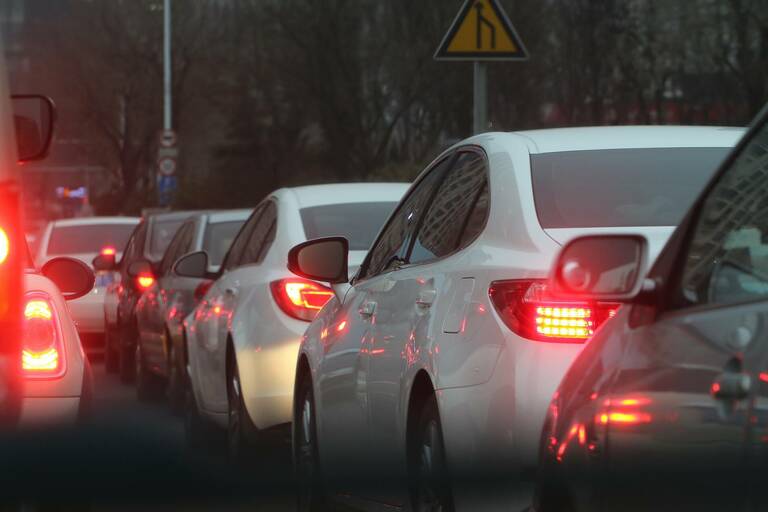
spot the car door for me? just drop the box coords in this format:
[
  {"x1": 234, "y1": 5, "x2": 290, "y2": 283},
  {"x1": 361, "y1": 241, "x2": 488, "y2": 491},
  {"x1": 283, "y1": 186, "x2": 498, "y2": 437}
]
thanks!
[
  {"x1": 195, "y1": 206, "x2": 263, "y2": 412},
  {"x1": 316, "y1": 155, "x2": 453, "y2": 482},
  {"x1": 117, "y1": 222, "x2": 146, "y2": 332},
  {"x1": 599, "y1": 117, "x2": 768, "y2": 511},
  {"x1": 366, "y1": 150, "x2": 489, "y2": 481}
]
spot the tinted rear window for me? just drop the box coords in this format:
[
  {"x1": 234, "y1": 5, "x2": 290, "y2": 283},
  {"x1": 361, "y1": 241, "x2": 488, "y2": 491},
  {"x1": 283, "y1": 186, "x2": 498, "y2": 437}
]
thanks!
[
  {"x1": 149, "y1": 219, "x2": 185, "y2": 260},
  {"x1": 300, "y1": 202, "x2": 399, "y2": 251},
  {"x1": 531, "y1": 147, "x2": 730, "y2": 228},
  {"x1": 203, "y1": 220, "x2": 246, "y2": 266},
  {"x1": 47, "y1": 224, "x2": 136, "y2": 255}
]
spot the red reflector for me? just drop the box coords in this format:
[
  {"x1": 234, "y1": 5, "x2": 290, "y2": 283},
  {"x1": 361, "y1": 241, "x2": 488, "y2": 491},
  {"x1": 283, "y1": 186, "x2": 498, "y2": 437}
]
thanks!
[
  {"x1": 100, "y1": 246, "x2": 116, "y2": 256},
  {"x1": 489, "y1": 280, "x2": 619, "y2": 342},
  {"x1": 271, "y1": 278, "x2": 335, "y2": 322},
  {"x1": 22, "y1": 294, "x2": 65, "y2": 378},
  {"x1": 137, "y1": 274, "x2": 155, "y2": 290}
]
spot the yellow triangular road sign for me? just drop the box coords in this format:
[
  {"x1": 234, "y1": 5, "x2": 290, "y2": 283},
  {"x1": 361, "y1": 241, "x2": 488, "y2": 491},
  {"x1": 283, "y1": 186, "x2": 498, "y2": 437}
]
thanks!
[{"x1": 435, "y1": 0, "x2": 528, "y2": 61}]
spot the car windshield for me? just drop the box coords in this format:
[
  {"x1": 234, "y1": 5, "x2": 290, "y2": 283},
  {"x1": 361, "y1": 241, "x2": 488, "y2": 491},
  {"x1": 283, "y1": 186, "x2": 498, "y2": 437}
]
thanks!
[
  {"x1": 300, "y1": 202, "x2": 399, "y2": 251},
  {"x1": 148, "y1": 218, "x2": 184, "y2": 260},
  {"x1": 46, "y1": 223, "x2": 136, "y2": 255},
  {"x1": 531, "y1": 147, "x2": 731, "y2": 228},
  {"x1": 203, "y1": 220, "x2": 246, "y2": 266}
]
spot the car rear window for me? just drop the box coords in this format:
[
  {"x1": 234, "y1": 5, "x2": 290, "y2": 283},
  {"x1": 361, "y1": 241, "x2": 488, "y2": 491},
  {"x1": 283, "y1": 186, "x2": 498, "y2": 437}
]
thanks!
[
  {"x1": 46, "y1": 223, "x2": 136, "y2": 255},
  {"x1": 203, "y1": 220, "x2": 246, "y2": 267},
  {"x1": 531, "y1": 147, "x2": 730, "y2": 228},
  {"x1": 300, "y1": 202, "x2": 399, "y2": 251},
  {"x1": 149, "y1": 218, "x2": 185, "y2": 260}
]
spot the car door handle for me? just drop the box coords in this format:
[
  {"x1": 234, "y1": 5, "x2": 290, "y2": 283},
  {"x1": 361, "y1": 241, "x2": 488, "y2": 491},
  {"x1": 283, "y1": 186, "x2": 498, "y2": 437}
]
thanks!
[
  {"x1": 359, "y1": 301, "x2": 377, "y2": 318},
  {"x1": 711, "y1": 372, "x2": 751, "y2": 401},
  {"x1": 225, "y1": 288, "x2": 238, "y2": 297},
  {"x1": 416, "y1": 290, "x2": 437, "y2": 308}
]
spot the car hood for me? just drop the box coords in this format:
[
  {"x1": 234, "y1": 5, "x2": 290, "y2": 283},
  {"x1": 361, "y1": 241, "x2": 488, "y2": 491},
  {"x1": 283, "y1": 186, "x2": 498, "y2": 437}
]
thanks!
[{"x1": 544, "y1": 226, "x2": 675, "y2": 264}]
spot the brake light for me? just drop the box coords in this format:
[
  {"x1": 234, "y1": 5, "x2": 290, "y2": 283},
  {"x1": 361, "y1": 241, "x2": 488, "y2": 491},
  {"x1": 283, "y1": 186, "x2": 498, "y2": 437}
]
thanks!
[
  {"x1": 489, "y1": 280, "x2": 618, "y2": 342},
  {"x1": 136, "y1": 273, "x2": 155, "y2": 290},
  {"x1": 270, "y1": 278, "x2": 335, "y2": 321},
  {"x1": 100, "y1": 246, "x2": 116, "y2": 256},
  {"x1": 21, "y1": 294, "x2": 65, "y2": 378},
  {"x1": 194, "y1": 279, "x2": 213, "y2": 302},
  {"x1": 0, "y1": 227, "x2": 8, "y2": 264}
]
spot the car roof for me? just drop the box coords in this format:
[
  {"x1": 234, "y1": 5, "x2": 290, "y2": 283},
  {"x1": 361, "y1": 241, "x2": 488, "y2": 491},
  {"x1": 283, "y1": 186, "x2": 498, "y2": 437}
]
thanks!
[
  {"x1": 207, "y1": 209, "x2": 253, "y2": 223},
  {"x1": 473, "y1": 126, "x2": 746, "y2": 154},
  {"x1": 146, "y1": 210, "x2": 201, "y2": 223},
  {"x1": 278, "y1": 183, "x2": 410, "y2": 209},
  {"x1": 48, "y1": 216, "x2": 140, "y2": 227}
]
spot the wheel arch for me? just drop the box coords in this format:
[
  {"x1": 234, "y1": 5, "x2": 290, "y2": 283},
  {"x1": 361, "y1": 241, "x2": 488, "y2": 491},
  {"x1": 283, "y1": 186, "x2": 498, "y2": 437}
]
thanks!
[{"x1": 406, "y1": 369, "x2": 438, "y2": 451}]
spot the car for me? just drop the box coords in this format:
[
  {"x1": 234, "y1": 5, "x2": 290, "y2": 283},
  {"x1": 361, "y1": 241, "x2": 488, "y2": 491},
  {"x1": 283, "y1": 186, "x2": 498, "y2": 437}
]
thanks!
[
  {"x1": 288, "y1": 126, "x2": 745, "y2": 510},
  {"x1": 94, "y1": 211, "x2": 196, "y2": 382},
  {"x1": 34, "y1": 217, "x2": 140, "y2": 354},
  {"x1": 181, "y1": 183, "x2": 408, "y2": 458},
  {"x1": 533, "y1": 111, "x2": 768, "y2": 511},
  {"x1": 20, "y1": 251, "x2": 96, "y2": 426},
  {"x1": 134, "y1": 209, "x2": 251, "y2": 410}
]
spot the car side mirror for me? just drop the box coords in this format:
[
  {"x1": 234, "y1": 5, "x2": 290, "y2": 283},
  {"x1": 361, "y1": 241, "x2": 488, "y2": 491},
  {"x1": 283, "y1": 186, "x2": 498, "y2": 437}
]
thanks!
[
  {"x1": 41, "y1": 257, "x2": 95, "y2": 300},
  {"x1": 174, "y1": 251, "x2": 208, "y2": 279},
  {"x1": 127, "y1": 260, "x2": 153, "y2": 278},
  {"x1": 92, "y1": 253, "x2": 117, "y2": 271},
  {"x1": 549, "y1": 235, "x2": 648, "y2": 301},
  {"x1": 11, "y1": 95, "x2": 55, "y2": 162},
  {"x1": 288, "y1": 237, "x2": 349, "y2": 284}
]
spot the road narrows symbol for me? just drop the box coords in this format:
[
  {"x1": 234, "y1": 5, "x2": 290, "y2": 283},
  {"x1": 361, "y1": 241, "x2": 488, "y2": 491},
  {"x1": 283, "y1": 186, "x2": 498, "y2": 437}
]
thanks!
[{"x1": 474, "y1": 2, "x2": 496, "y2": 50}]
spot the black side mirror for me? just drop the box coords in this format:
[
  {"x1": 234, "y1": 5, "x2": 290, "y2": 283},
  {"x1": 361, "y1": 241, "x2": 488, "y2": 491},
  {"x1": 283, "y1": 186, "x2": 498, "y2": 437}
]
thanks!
[
  {"x1": 174, "y1": 251, "x2": 209, "y2": 279},
  {"x1": 92, "y1": 253, "x2": 117, "y2": 271},
  {"x1": 549, "y1": 235, "x2": 648, "y2": 301},
  {"x1": 127, "y1": 260, "x2": 153, "y2": 278},
  {"x1": 11, "y1": 95, "x2": 55, "y2": 162},
  {"x1": 41, "y1": 257, "x2": 95, "y2": 300},
  {"x1": 288, "y1": 237, "x2": 349, "y2": 284}
]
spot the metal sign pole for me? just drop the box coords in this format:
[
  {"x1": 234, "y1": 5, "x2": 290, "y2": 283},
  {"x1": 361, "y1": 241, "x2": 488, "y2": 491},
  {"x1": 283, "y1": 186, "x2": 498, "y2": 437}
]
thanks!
[
  {"x1": 163, "y1": 0, "x2": 172, "y2": 131},
  {"x1": 473, "y1": 61, "x2": 487, "y2": 134}
]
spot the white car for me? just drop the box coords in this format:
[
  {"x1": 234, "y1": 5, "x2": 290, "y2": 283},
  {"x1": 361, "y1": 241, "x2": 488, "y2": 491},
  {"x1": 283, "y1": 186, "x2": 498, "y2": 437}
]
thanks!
[
  {"x1": 289, "y1": 126, "x2": 744, "y2": 510},
  {"x1": 34, "y1": 217, "x2": 140, "y2": 354},
  {"x1": 180, "y1": 183, "x2": 408, "y2": 457},
  {"x1": 21, "y1": 253, "x2": 95, "y2": 426}
]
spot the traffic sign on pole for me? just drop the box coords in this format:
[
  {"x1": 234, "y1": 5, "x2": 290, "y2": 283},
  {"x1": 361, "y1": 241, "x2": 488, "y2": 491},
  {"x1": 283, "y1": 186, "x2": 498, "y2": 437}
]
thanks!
[
  {"x1": 157, "y1": 156, "x2": 177, "y2": 176},
  {"x1": 435, "y1": 0, "x2": 528, "y2": 135},
  {"x1": 159, "y1": 129, "x2": 177, "y2": 148}
]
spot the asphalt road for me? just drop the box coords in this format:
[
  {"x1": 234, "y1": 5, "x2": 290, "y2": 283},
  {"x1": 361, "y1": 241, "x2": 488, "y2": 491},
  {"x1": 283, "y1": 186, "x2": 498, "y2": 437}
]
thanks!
[{"x1": 86, "y1": 358, "x2": 533, "y2": 512}]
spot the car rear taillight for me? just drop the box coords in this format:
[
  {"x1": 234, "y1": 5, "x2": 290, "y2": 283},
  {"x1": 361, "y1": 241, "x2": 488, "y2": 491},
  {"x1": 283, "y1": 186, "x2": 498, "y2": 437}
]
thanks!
[
  {"x1": 100, "y1": 246, "x2": 116, "y2": 256},
  {"x1": 489, "y1": 280, "x2": 618, "y2": 343},
  {"x1": 194, "y1": 279, "x2": 213, "y2": 302},
  {"x1": 21, "y1": 294, "x2": 65, "y2": 378},
  {"x1": 270, "y1": 278, "x2": 335, "y2": 322},
  {"x1": 136, "y1": 273, "x2": 155, "y2": 290},
  {"x1": 0, "y1": 227, "x2": 9, "y2": 264}
]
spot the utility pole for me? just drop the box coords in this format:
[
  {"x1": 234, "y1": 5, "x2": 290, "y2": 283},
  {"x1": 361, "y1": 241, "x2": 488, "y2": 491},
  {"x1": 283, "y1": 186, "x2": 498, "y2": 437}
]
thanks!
[
  {"x1": 473, "y1": 62, "x2": 488, "y2": 135},
  {"x1": 163, "y1": 0, "x2": 172, "y2": 131}
]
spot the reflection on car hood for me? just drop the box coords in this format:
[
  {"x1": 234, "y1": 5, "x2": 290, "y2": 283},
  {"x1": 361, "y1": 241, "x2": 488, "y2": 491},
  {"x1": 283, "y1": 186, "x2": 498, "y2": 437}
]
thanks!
[{"x1": 544, "y1": 226, "x2": 675, "y2": 264}]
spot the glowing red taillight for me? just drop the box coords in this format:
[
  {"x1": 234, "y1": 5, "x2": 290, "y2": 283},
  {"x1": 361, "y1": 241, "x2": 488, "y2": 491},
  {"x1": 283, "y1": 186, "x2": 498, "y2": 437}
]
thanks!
[
  {"x1": 136, "y1": 273, "x2": 155, "y2": 290},
  {"x1": 22, "y1": 294, "x2": 65, "y2": 378},
  {"x1": 489, "y1": 280, "x2": 618, "y2": 342},
  {"x1": 0, "y1": 227, "x2": 8, "y2": 264},
  {"x1": 100, "y1": 246, "x2": 116, "y2": 256},
  {"x1": 270, "y1": 278, "x2": 335, "y2": 322}
]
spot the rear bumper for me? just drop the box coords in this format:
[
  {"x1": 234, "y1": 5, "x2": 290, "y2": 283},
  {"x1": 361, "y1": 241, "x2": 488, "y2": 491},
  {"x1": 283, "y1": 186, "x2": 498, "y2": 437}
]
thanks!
[{"x1": 19, "y1": 397, "x2": 80, "y2": 427}]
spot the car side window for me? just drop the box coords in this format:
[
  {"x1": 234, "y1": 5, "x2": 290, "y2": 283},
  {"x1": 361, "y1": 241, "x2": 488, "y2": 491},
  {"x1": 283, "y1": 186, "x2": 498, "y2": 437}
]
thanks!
[
  {"x1": 361, "y1": 156, "x2": 454, "y2": 279},
  {"x1": 241, "y1": 201, "x2": 277, "y2": 265},
  {"x1": 121, "y1": 222, "x2": 146, "y2": 271},
  {"x1": 408, "y1": 150, "x2": 489, "y2": 265},
  {"x1": 222, "y1": 205, "x2": 264, "y2": 272},
  {"x1": 160, "y1": 221, "x2": 191, "y2": 275},
  {"x1": 680, "y1": 121, "x2": 768, "y2": 306}
]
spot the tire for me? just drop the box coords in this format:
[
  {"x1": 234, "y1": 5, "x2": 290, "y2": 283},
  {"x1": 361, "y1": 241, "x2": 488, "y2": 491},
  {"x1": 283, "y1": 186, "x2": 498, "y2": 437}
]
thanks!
[
  {"x1": 408, "y1": 394, "x2": 454, "y2": 512},
  {"x1": 227, "y1": 360, "x2": 252, "y2": 462},
  {"x1": 104, "y1": 326, "x2": 118, "y2": 374},
  {"x1": 118, "y1": 325, "x2": 136, "y2": 384},
  {"x1": 166, "y1": 337, "x2": 185, "y2": 415},
  {"x1": 294, "y1": 375, "x2": 325, "y2": 512},
  {"x1": 135, "y1": 341, "x2": 164, "y2": 402},
  {"x1": 185, "y1": 379, "x2": 223, "y2": 454}
]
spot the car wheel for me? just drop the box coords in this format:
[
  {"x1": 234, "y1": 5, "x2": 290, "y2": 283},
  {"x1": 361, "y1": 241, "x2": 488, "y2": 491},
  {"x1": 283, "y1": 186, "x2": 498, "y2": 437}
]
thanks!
[
  {"x1": 409, "y1": 394, "x2": 454, "y2": 512},
  {"x1": 294, "y1": 375, "x2": 324, "y2": 511},
  {"x1": 227, "y1": 360, "x2": 253, "y2": 462},
  {"x1": 118, "y1": 326, "x2": 136, "y2": 384},
  {"x1": 104, "y1": 326, "x2": 118, "y2": 374},
  {"x1": 135, "y1": 341, "x2": 164, "y2": 402},
  {"x1": 166, "y1": 336, "x2": 185, "y2": 415}
]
